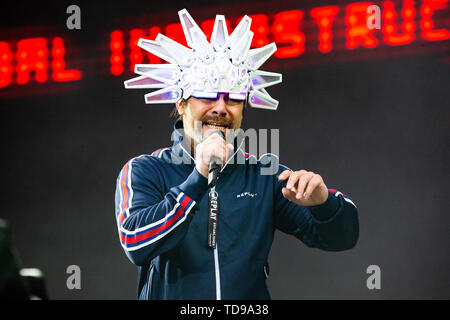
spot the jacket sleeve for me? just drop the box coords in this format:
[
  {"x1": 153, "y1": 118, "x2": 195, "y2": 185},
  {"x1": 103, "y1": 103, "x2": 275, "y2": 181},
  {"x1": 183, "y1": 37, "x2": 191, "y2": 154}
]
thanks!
[
  {"x1": 114, "y1": 156, "x2": 209, "y2": 266},
  {"x1": 273, "y1": 167, "x2": 359, "y2": 251}
]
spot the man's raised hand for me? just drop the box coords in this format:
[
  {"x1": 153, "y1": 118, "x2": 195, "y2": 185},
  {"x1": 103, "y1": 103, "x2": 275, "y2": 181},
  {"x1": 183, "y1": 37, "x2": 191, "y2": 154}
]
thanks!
[{"x1": 278, "y1": 169, "x2": 328, "y2": 206}]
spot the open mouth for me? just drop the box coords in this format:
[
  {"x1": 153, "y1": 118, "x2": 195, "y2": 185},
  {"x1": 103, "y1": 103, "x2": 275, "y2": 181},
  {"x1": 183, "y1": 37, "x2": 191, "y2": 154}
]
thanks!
[{"x1": 203, "y1": 121, "x2": 230, "y2": 130}]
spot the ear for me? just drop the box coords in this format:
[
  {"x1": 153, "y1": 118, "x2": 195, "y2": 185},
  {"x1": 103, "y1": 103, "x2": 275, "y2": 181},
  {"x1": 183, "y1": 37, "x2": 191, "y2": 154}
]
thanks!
[{"x1": 175, "y1": 100, "x2": 185, "y2": 116}]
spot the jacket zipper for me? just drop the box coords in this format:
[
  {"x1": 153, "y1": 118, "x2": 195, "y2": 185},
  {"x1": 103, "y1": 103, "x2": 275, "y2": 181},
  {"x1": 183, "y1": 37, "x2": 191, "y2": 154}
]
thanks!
[
  {"x1": 213, "y1": 141, "x2": 244, "y2": 300},
  {"x1": 178, "y1": 135, "x2": 244, "y2": 300},
  {"x1": 213, "y1": 244, "x2": 221, "y2": 300},
  {"x1": 146, "y1": 264, "x2": 154, "y2": 300}
]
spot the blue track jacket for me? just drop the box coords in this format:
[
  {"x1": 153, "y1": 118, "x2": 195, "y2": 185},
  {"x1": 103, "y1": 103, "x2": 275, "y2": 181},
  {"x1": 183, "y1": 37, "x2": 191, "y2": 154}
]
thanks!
[{"x1": 115, "y1": 121, "x2": 359, "y2": 300}]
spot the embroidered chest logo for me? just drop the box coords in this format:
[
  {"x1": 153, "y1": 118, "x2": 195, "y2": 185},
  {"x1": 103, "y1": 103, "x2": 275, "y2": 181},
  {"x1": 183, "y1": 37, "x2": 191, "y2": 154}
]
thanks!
[{"x1": 236, "y1": 192, "x2": 258, "y2": 199}]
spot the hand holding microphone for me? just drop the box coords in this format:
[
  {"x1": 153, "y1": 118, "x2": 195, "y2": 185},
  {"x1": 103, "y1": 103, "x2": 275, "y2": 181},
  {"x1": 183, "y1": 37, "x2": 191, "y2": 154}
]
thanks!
[
  {"x1": 208, "y1": 130, "x2": 226, "y2": 188},
  {"x1": 195, "y1": 130, "x2": 234, "y2": 187}
]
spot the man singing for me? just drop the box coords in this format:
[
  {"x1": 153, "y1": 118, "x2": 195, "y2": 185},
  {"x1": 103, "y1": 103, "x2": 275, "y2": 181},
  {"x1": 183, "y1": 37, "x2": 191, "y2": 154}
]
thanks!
[{"x1": 115, "y1": 9, "x2": 359, "y2": 300}]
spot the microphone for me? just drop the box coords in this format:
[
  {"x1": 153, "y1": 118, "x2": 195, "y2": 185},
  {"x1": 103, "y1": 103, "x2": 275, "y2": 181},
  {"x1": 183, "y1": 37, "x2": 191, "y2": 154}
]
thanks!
[{"x1": 207, "y1": 130, "x2": 225, "y2": 188}]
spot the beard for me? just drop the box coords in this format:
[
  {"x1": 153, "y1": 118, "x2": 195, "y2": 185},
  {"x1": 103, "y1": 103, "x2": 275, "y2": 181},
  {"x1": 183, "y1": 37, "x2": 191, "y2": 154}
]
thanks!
[{"x1": 184, "y1": 117, "x2": 238, "y2": 147}]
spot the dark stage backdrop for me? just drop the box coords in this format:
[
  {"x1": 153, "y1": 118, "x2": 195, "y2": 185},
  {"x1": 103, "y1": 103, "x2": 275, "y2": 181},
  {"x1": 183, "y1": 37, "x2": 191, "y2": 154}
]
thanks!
[{"x1": 0, "y1": 0, "x2": 448, "y2": 299}]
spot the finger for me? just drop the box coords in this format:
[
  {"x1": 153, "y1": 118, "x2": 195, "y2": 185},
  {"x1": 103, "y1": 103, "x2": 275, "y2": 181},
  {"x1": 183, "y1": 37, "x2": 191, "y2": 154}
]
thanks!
[
  {"x1": 203, "y1": 131, "x2": 216, "y2": 141},
  {"x1": 303, "y1": 175, "x2": 322, "y2": 199},
  {"x1": 286, "y1": 170, "x2": 307, "y2": 190},
  {"x1": 226, "y1": 143, "x2": 234, "y2": 159},
  {"x1": 295, "y1": 172, "x2": 314, "y2": 199},
  {"x1": 211, "y1": 143, "x2": 226, "y2": 165},
  {"x1": 196, "y1": 143, "x2": 207, "y2": 163},
  {"x1": 221, "y1": 143, "x2": 228, "y2": 165},
  {"x1": 204, "y1": 131, "x2": 224, "y2": 143},
  {"x1": 225, "y1": 128, "x2": 233, "y2": 142},
  {"x1": 285, "y1": 172, "x2": 299, "y2": 190},
  {"x1": 207, "y1": 148, "x2": 216, "y2": 164},
  {"x1": 206, "y1": 137, "x2": 227, "y2": 163},
  {"x1": 278, "y1": 170, "x2": 291, "y2": 181},
  {"x1": 282, "y1": 187, "x2": 297, "y2": 202},
  {"x1": 212, "y1": 129, "x2": 226, "y2": 139}
]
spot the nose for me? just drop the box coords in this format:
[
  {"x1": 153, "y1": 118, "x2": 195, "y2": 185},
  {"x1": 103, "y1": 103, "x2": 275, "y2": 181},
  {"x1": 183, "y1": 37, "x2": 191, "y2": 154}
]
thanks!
[{"x1": 210, "y1": 93, "x2": 228, "y2": 117}]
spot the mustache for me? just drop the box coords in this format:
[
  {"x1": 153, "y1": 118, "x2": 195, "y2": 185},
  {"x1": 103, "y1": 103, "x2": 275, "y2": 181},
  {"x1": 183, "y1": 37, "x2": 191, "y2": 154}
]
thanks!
[{"x1": 200, "y1": 116, "x2": 232, "y2": 127}]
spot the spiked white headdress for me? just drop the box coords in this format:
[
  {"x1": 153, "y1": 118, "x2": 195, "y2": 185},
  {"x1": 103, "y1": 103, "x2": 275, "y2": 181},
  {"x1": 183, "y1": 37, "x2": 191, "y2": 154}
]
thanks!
[{"x1": 124, "y1": 9, "x2": 282, "y2": 110}]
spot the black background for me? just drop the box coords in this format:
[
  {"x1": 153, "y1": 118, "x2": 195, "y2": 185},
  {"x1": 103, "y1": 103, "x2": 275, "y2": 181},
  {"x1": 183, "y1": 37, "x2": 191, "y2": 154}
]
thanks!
[{"x1": 0, "y1": 0, "x2": 448, "y2": 299}]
